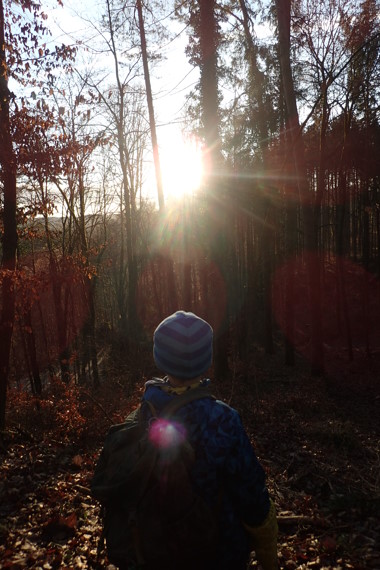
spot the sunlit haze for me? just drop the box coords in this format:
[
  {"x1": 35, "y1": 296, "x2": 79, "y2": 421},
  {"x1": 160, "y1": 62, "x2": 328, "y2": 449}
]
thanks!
[{"x1": 159, "y1": 133, "x2": 204, "y2": 201}]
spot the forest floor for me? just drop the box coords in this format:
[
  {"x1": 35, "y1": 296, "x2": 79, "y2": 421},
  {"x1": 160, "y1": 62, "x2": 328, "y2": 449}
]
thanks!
[{"x1": 0, "y1": 345, "x2": 379, "y2": 570}]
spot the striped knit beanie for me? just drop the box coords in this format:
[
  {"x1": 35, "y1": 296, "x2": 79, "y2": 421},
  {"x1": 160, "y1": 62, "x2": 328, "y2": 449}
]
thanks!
[{"x1": 153, "y1": 311, "x2": 213, "y2": 380}]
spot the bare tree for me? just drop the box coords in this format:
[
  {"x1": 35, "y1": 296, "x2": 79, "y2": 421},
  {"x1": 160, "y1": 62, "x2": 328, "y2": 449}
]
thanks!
[
  {"x1": 0, "y1": 0, "x2": 17, "y2": 430},
  {"x1": 275, "y1": 0, "x2": 324, "y2": 374}
]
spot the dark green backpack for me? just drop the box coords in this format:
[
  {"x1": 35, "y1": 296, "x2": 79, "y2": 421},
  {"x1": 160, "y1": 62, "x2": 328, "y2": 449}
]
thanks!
[{"x1": 91, "y1": 388, "x2": 219, "y2": 569}]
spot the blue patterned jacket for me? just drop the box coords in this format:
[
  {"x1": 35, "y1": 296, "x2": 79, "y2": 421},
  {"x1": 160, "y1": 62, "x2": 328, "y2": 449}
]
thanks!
[{"x1": 142, "y1": 378, "x2": 270, "y2": 570}]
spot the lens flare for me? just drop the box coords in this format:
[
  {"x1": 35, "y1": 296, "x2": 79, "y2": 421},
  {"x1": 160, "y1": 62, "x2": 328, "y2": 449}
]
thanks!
[{"x1": 148, "y1": 418, "x2": 186, "y2": 450}]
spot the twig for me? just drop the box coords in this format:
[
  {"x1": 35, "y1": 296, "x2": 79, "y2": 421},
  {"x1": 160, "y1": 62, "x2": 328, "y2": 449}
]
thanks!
[
  {"x1": 278, "y1": 515, "x2": 327, "y2": 527},
  {"x1": 80, "y1": 389, "x2": 114, "y2": 423},
  {"x1": 6, "y1": 423, "x2": 36, "y2": 442},
  {"x1": 73, "y1": 484, "x2": 92, "y2": 496}
]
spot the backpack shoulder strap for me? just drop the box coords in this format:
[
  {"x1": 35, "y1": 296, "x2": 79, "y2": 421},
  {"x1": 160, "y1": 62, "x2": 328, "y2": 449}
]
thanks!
[
  {"x1": 160, "y1": 387, "x2": 216, "y2": 419},
  {"x1": 136, "y1": 399, "x2": 158, "y2": 426}
]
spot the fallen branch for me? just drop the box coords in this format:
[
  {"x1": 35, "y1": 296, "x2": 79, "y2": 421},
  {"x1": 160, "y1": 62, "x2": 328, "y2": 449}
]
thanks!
[
  {"x1": 278, "y1": 515, "x2": 328, "y2": 527},
  {"x1": 73, "y1": 484, "x2": 92, "y2": 496}
]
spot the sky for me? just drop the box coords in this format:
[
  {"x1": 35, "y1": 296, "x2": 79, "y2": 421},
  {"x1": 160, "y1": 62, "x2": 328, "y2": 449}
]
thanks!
[{"x1": 45, "y1": 0, "x2": 200, "y2": 203}]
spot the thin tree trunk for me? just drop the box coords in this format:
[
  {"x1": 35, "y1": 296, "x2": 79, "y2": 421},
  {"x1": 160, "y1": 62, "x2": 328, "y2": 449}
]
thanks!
[
  {"x1": 136, "y1": 0, "x2": 177, "y2": 316},
  {"x1": 280, "y1": 89, "x2": 297, "y2": 366},
  {"x1": 24, "y1": 308, "x2": 42, "y2": 394},
  {"x1": 182, "y1": 199, "x2": 192, "y2": 310},
  {"x1": 263, "y1": 207, "x2": 274, "y2": 355},
  {"x1": 239, "y1": 0, "x2": 275, "y2": 354},
  {"x1": 336, "y1": 187, "x2": 353, "y2": 361},
  {"x1": 136, "y1": 0, "x2": 164, "y2": 211},
  {"x1": 336, "y1": 105, "x2": 354, "y2": 361},
  {"x1": 285, "y1": 192, "x2": 297, "y2": 365},
  {"x1": 0, "y1": 0, "x2": 18, "y2": 430},
  {"x1": 43, "y1": 213, "x2": 71, "y2": 382},
  {"x1": 77, "y1": 164, "x2": 99, "y2": 386},
  {"x1": 105, "y1": 0, "x2": 140, "y2": 348}
]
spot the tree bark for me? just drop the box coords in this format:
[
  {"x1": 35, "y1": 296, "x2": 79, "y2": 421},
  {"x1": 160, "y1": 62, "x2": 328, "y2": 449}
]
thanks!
[
  {"x1": 106, "y1": 0, "x2": 140, "y2": 347},
  {"x1": 0, "y1": 0, "x2": 18, "y2": 430},
  {"x1": 24, "y1": 308, "x2": 42, "y2": 395},
  {"x1": 275, "y1": 0, "x2": 324, "y2": 375},
  {"x1": 136, "y1": 0, "x2": 164, "y2": 212},
  {"x1": 239, "y1": 0, "x2": 274, "y2": 355},
  {"x1": 136, "y1": 0, "x2": 178, "y2": 318},
  {"x1": 198, "y1": 0, "x2": 229, "y2": 378}
]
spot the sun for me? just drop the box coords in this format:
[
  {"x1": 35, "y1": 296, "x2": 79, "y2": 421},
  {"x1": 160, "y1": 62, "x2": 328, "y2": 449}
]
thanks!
[{"x1": 159, "y1": 133, "x2": 203, "y2": 201}]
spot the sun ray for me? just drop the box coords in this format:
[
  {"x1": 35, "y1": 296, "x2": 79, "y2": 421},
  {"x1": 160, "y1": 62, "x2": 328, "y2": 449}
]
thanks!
[{"x1": 159, "y1": 132, "x2": 203, "y2": 201}]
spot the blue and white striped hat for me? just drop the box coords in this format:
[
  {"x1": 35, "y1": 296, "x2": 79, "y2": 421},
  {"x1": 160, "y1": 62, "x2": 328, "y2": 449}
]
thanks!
[{"x1": 153, "y1": 311, "x2": 213, "y2": 380}]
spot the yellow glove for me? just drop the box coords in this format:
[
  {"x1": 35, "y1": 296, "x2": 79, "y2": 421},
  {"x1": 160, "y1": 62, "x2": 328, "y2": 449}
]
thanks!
[{"x1": 243, "y1": 499, "x2": 278, "y2": 570}]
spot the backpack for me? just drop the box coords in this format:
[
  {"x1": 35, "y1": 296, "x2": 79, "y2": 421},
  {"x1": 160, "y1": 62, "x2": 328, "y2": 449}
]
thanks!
[{"x1": 91, "y1": 387, "x2": 219, "y2": 569}]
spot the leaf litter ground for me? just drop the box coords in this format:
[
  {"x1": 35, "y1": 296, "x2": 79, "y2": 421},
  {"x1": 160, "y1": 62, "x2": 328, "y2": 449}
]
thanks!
[{"x1": 0, "y1": 348, "x2": 379, "y2": 569}]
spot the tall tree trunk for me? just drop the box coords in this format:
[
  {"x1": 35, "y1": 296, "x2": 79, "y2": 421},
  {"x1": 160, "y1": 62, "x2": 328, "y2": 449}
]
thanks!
[
  {"x1": 77, "y1": 163, "x2": 99, "y2": 387},
  {"x1": 118, "y1": 127, "x2": 139, "y2": 343},
  {"x1": 199, "y1": 0, "x2": 221, "y2": 174},
  {"x1": 275, "y1": 0, "x2": 324, "y2": 375},
  {"x1": 105, "y1": 0, "x2": 140, "y2": 349},
  {"x1": 284, "y1": 199, "x2": 296, "y2": 365},
  {"x1": 263, "y1": 207, "x2": 274, "y2": 355},
  {"x1": 181, "y1": 199, "x2": 192, "y2": 310},
  {"x1": 137, "y1": 0, "x2": 178, "y2": 315},
  {"x1": 239, "y1": 0, "x2": 274, "y2": 354},
  {"x1": 43, "y1": 212, "x2": 71, "y2": 382},
  {"x1": 362, "y1": 57, "x2": 373, "y2": 357},
  {"x1": 336, "y1": 107, "x2": 353, "y2": 361},
  {"x1": 198, "y1": 0, "x2": 229, "y2": 378},
  {"x1": 24, "y1": 308, "x2": 42, "y2": 395},
  {"x1": 336, "y1": 176, "x2": 353, "y2": 361},
  {"x1": 136, "y1": 0, "x2": 164, "y2": 211},
  {"x1": 279, "y1": 89, "x2": 297, "y2": 366},
  {"x1": 0, "y1": 0, "x2": 18, "y2": 430}
]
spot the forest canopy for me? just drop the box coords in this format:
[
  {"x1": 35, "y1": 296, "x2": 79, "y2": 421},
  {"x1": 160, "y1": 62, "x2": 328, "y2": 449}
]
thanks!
[{"x1": 1, "y1": 0, "x2": 380, "y2": 430}]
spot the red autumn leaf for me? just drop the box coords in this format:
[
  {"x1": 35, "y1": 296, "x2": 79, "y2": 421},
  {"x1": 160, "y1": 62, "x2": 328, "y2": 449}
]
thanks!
[
  {"x1": 320, "y1": 536, "x2": 337, "y2": 553},
  {"x1": 72, "y1": 454, "x2": 83, "y2": 468},
  {"x1": 61, "y1": 512, "x2": 77, "y2": 529}
]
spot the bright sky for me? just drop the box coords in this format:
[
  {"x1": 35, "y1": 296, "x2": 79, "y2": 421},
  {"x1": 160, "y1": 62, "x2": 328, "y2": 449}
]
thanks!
[
  {"x1": 149, "y1": 22, "x2": 203, "y2": 203},
  {"x1": 46, "y1": 0, "x2": 202, "y2": 205}
]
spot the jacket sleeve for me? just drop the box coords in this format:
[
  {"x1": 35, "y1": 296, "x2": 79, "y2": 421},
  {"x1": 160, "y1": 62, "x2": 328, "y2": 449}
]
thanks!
[
  {"x1": 223, "y1": 409, "x2": 278, "y2": 568},
  {"x1": 244, "y1": 499, "x2": 278, "y2": 570},
  {"x1": 223, "y1": 408, "x2": 270, "y2": 525}
]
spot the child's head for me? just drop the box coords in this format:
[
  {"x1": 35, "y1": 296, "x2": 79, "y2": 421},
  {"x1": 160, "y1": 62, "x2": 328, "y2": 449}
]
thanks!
[{"x1": 153, "y1": 310, "x2": 213, "y2": 381}]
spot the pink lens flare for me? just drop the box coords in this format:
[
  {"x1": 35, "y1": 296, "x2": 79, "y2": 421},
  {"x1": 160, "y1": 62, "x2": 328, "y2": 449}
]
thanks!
[{"x1": 148, "y1": 418, "x2": 187, "y2": 450}]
